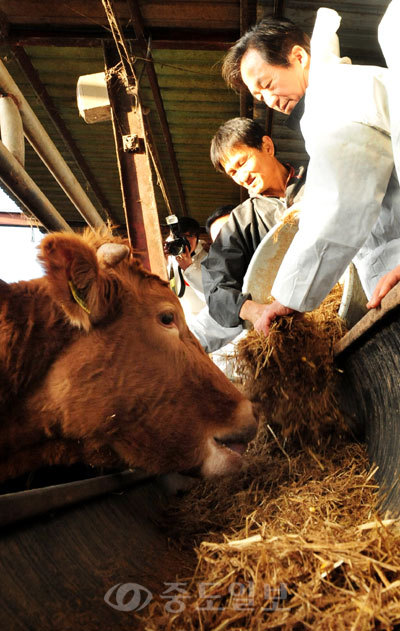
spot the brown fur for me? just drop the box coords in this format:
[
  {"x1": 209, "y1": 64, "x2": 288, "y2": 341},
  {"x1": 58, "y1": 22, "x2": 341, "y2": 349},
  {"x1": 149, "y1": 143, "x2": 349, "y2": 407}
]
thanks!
[{"x1": 0, "y1": 229, "x2": 256, "y2": 482}]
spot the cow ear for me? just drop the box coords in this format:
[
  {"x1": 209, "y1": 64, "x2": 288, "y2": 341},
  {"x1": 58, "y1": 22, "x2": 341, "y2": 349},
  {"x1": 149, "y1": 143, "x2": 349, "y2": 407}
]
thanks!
[{"x1": 39, "y1": 233, "x2": 120, "y2": 330}]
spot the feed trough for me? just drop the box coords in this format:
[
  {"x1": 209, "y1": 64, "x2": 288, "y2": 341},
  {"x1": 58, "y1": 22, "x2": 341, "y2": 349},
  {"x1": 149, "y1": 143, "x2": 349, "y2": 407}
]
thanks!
[
  {"x1": 335, "y1": 283, "x2": 400, "y2": 516},
  {"x1": 0, "y1": 470, "x2": 196, "y2": 631},
  {"x1": 242, "y1": 219, "x2": 400, "y2": 516}
]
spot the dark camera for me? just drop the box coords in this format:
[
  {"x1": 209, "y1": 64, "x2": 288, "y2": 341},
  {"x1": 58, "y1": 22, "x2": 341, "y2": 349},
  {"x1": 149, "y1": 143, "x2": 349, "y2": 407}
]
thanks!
[
  {"x1": 165, "y1": 236, "x2": 190, "y2": 256},
  {"x1": 164, "y1": 215, "x2": 190, "y2": 256}
]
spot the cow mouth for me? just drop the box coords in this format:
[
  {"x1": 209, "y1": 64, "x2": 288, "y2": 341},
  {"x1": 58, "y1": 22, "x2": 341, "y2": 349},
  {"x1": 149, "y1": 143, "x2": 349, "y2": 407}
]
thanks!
[
  {"x1": 213, "y1": 427, "x2": 256, "y2": 458},
  {"x1": 214, "y1": 437, "x2": 247, "y2": 457}
]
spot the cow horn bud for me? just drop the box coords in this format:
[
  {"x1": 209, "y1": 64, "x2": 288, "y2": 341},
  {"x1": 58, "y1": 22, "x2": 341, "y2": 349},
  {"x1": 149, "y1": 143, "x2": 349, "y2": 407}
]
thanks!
[{"x1": 97, "y1": 243, "x2": 130, "y2": 267}]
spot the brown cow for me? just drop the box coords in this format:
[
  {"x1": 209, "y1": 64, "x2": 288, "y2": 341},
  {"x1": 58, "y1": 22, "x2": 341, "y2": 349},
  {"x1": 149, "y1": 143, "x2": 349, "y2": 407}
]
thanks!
[{"x1": 0, "y1": 229, "x2": 257, "y2": 483}]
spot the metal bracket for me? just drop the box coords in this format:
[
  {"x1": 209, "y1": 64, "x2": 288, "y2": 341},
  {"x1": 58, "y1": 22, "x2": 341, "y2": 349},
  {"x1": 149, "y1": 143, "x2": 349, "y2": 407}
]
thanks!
[{"x1": 122, "y1": 134, "x2": 145, "y2": 153}]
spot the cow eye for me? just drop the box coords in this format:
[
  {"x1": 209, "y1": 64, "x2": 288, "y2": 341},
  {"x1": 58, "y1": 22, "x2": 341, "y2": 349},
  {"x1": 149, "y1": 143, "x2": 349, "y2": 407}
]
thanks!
[{"x1": 159, "y1": 311, "x2": 175, "y2": 326}]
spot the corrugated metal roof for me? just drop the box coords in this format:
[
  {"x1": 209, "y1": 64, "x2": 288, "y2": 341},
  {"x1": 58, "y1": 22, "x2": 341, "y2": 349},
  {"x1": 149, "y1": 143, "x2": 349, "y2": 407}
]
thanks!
[
  {"x1": 139, "y1": 48, "x2": 240, "y2": 224},
  {"x1": 0, "y1": 0, "x2": 390, "y2": 234}
]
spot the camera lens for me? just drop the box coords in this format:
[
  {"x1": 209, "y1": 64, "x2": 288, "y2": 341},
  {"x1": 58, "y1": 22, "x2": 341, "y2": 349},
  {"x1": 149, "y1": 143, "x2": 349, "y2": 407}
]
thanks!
[{"x1": 166, "y1": 238, "x2": 185, "y2": 256}]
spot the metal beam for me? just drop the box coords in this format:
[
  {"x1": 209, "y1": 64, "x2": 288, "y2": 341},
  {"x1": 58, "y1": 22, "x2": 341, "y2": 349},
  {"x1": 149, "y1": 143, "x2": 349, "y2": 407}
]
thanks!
[
  {"x1": 0, "y1": 59, "x2": 106, "y2": 229},
  {"x1": 0, "y1": 139, "x2": 71, "y2": 232},
  {"x1": 0, "y1": 469, "x2": 151, "y2": 527},
  {"x1": 0, "y1": 211, "x2": 40, "y2": 227},
  {"x1": 7, "y1": 27, "x2": 238, "y2": 51},
  {"x1": 12, "y1": 45, "x2": 116, "y2": 223},
  {"x1": 126, "y1": 0, "x2": 187, "y2": 217}
]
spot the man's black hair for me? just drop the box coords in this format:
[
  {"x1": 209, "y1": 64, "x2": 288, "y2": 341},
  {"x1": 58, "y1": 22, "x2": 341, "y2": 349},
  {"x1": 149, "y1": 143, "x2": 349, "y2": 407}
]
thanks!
[
  {"x1": 222, "y1": 16, "x2": 311, "y2": 92},
  {"x1": 210, "y1": 117, "x2": 269, "y2": 173},
  {"x1": 205, "y1": 204, "x2": 236, "y2": 235},
  {"x1": 178, "y1": 216, "x2": 201, "y2": 238}
]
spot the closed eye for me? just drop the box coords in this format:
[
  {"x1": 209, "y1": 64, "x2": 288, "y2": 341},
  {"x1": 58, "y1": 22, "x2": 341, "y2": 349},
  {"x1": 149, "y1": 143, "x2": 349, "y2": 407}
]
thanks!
[{"x1": 229, "y1": 157, "x2": 247, "y2": 176}]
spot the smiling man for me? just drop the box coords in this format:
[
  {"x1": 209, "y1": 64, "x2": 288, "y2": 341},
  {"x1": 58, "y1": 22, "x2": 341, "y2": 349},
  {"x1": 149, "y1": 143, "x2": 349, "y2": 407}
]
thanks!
[
  {"x1": 220, "y1": 6, "x2": 400, "y2": 335},
  {"x1": 201, "y1": 117, "x2": 306, "y2": 329}
]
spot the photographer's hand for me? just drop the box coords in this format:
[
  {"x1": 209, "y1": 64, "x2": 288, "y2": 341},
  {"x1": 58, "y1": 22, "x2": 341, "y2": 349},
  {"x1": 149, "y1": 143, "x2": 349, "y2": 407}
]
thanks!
[{"x1": 176, "y1": 246, "x2": 192, "y2": 271}]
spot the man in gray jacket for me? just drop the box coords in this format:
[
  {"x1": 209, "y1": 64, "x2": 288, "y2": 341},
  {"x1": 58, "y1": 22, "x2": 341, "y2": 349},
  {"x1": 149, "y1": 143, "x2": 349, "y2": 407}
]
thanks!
[{"x1": 202, "y1": 117, "x2": 306, "y2": 329}]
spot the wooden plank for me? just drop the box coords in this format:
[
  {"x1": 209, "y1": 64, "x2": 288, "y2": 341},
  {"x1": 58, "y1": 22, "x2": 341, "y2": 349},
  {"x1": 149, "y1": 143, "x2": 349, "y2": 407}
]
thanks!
[{"x1": 127, "y1": 0, "x2": 187, "y2": 216}]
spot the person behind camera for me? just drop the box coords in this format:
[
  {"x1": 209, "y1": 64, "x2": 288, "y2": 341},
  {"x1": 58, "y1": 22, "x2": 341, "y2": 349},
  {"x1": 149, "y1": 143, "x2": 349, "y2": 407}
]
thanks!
[
  {"x1": 164, "y1": 216, "x2": 208, "y2": 324},
  {"x1": 164, "y1": 212, "x2": 244, "y2": 362}
]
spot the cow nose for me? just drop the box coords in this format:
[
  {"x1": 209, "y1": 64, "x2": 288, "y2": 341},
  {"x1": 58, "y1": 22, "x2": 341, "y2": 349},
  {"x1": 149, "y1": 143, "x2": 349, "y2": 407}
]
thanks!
[{"x1": 235, "y1": 398, "x2": 258, "y2": 439}]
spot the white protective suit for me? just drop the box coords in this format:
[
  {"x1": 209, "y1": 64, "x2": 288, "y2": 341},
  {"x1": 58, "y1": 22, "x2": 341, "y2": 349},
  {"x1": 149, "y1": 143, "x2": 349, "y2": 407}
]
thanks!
[
  {"x1": 271, "y1": 5, "x2": 400, "y2": 312},
  {"x1": 378, "y1": 0, "x2": 400, "y2": 182}
]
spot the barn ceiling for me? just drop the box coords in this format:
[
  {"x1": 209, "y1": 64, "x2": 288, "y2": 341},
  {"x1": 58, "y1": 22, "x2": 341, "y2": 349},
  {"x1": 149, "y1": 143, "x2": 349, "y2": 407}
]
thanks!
[{"x1": 0, "y1": 0, "x2": 389, "y2": 236}]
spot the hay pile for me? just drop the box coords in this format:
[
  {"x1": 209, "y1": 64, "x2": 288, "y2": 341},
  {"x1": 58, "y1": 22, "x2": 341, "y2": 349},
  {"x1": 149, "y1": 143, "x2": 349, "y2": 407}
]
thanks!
[
  {"x1": 138, "y1": 434, "x2": 400, "y2": 630},
  {"x1": 236, "y1": 283, "x2": 348, "y2": 441},
  {"x1": 137, "y1": 284, "x2": 400, "y2": 629}
]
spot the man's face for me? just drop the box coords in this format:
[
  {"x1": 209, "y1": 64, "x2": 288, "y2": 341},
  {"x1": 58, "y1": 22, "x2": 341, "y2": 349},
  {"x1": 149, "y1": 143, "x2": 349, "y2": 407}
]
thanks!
[
  {"x1": 182, "y1": 232, "x2": 198, "y2": 254},
  {"x1": 222, "y1": 136, "x2": 277, "y2": 195},
  {"x1": 240, "y1": 46, "x2": 309, "y2": 115}
]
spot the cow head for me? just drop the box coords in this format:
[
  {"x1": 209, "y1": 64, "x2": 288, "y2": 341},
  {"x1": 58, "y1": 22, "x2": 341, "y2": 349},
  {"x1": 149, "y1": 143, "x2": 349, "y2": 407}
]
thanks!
[{"x1": 15, "y1": 230, "x2": 257, "y2": 480}]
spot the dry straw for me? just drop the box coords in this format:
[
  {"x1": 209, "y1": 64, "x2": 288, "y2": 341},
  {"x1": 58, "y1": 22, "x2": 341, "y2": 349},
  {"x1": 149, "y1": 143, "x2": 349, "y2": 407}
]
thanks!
[
  {"x1": 138, "y1": 286, "x2": 400, "y2": 630},
  {"x1": 235, "y1": 282, "x2": 348, "y2": 443}
]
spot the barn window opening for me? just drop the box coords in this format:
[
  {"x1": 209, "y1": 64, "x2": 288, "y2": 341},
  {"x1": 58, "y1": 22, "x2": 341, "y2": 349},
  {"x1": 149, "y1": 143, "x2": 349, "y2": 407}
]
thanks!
[{"x1": 0, "y1": 187, "x2": 44, "y2": 282}]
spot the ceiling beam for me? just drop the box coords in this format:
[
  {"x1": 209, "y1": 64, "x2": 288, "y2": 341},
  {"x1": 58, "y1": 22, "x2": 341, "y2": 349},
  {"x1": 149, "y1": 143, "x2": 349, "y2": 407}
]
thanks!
[
  {"x1": 6, "y1": 27, "x2": 237, "y2": 50},
  {"x1": 11, "y1": 45, "x2": 116, "y2": 223},
  {"x1": 126, "y1": 0, "x2": 187, "y2": 216}
]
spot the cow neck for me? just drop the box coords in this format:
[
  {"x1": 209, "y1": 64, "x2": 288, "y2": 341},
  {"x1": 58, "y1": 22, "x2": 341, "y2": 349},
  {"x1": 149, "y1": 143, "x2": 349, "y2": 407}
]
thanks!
[
  {"x1": 0, "y1": 279, "x2": 77, "y2": 411},
  {"x1": 0, "y1": 424, "x2": 122, "y2": 484}
]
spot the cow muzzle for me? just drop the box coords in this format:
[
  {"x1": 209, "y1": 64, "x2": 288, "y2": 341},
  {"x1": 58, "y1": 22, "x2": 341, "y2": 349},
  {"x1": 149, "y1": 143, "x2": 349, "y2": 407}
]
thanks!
[{"x1": 201, "y1": 399, "x2": 258, "y2": 478}]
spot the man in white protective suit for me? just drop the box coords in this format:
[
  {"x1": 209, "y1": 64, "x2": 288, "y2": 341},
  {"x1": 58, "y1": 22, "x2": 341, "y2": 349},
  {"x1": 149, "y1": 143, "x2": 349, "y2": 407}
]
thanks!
[{"x1": 221, "y1": 1, "x2": 400, "y2": 334}]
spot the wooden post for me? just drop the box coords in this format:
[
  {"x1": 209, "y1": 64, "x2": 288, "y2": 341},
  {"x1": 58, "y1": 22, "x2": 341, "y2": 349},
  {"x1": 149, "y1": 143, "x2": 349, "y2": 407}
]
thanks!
[{"x1": 103, "y1": 41, "x2": 167, "y2": 279}]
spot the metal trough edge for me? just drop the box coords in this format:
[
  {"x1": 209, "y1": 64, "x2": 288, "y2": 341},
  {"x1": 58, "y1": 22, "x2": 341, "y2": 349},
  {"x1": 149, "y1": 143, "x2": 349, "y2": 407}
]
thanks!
[
  {"x1": 334, "y1": 283, "x2": 400, "y2": 356},
  {"x1": 0, "y1": 469, "x2": 152, "y2": 528}
]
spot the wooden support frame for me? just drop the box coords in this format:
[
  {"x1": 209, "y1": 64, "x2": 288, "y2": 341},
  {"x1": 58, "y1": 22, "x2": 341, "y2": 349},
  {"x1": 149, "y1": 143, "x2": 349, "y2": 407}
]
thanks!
[
  {"x1": 127, "y1": 0, "x2": 187, "y2": 217},
  {"x1": 103, "y1": 40, "x2": 167, "y2": 279}
]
